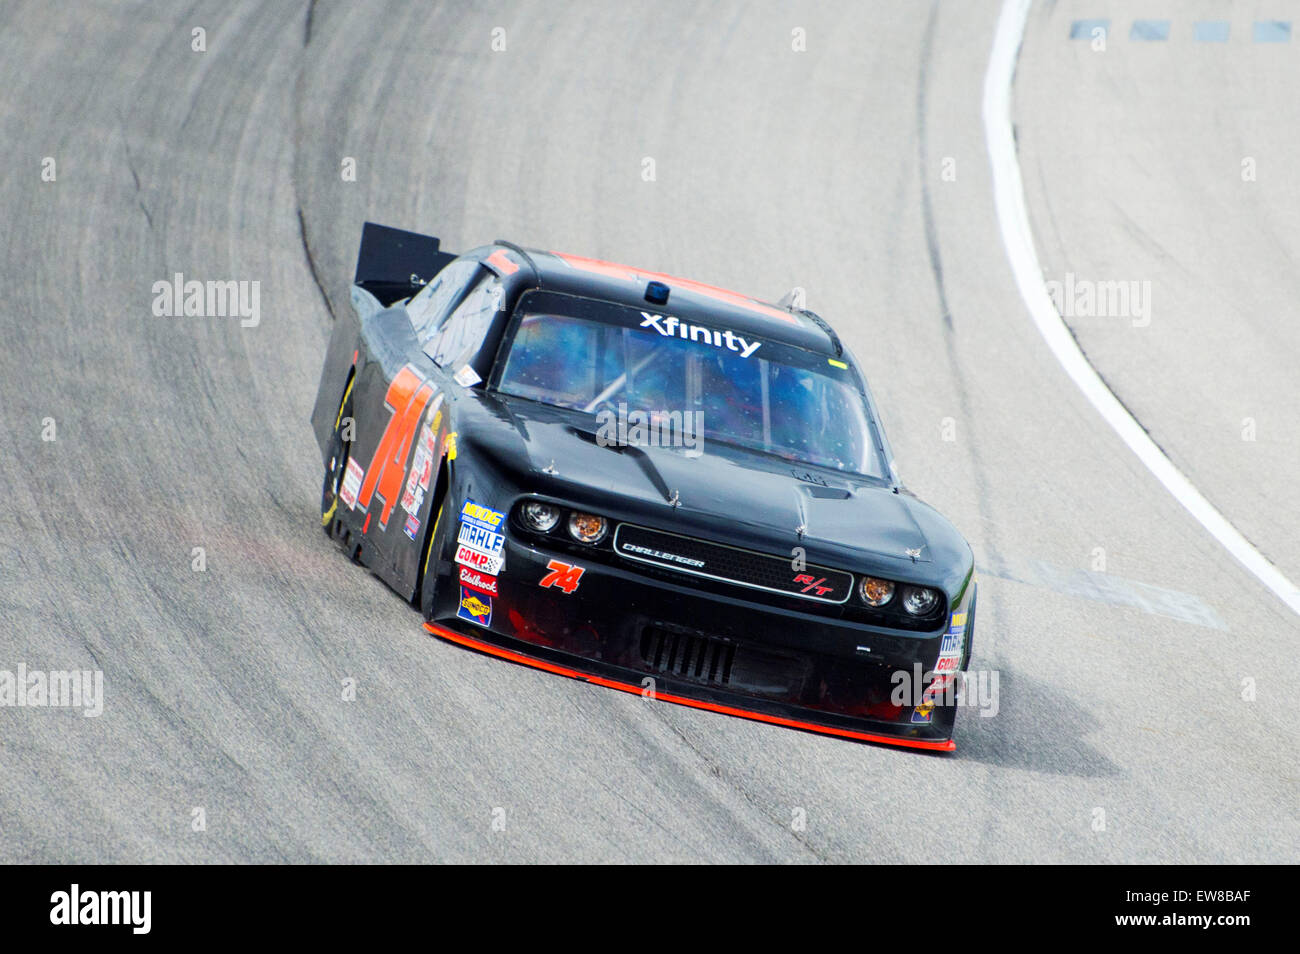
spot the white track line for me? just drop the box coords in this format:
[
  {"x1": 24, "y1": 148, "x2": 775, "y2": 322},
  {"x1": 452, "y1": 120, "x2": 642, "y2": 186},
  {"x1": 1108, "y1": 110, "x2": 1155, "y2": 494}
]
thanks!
[{"x1": 982, "y1": 0, "x2": 1300, "y2": 618}]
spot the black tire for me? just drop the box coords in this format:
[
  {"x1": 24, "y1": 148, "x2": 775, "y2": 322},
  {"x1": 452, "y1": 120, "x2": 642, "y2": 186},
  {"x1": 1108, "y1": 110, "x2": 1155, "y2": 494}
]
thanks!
[
  {"x1": 960, "y1": 587, "x2": 977, "y2": 672},
  {"x1": 320, "y1": 377, "x2": 355, "y2": 535},
  {"x1": 419, "y1": 496, "x2": 452, "y2": 617}
]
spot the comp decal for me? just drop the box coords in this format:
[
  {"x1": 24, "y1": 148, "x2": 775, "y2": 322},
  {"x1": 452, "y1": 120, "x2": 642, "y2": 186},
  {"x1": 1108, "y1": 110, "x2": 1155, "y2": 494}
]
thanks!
[
  {"x1": 455, "y1": 544, "x2": 503, "y2": 576},
  {"x1": 456, "y1": 585, "x2": 493, "y2": 627},
  {"x1": 538, "y1": 560, "x2": 585, "y2": 594}
]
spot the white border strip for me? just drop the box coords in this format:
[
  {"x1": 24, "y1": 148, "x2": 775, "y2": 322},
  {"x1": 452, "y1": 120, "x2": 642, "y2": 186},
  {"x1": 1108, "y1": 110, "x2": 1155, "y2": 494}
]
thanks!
[{"x1": 982, "y1": 0, "x2": 1300, "y2": 617}]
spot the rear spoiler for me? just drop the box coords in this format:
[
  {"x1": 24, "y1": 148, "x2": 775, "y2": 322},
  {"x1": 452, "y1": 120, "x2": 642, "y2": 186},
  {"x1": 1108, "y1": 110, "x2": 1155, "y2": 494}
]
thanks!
[{"x1": 354, "y1": 222, "x2": 458, "y2": 305}]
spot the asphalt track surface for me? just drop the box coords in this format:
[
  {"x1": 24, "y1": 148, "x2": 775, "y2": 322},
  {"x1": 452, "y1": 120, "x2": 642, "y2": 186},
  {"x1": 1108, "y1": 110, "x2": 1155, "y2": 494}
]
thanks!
[{"x1": 2, "y1": 1, "x2": 1296, "y2": 863}]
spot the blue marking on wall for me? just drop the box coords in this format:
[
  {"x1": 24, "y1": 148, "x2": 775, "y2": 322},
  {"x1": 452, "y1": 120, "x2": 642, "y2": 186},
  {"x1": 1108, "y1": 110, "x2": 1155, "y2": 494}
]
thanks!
[
  {"x1": 1252, "y1": 21, "x2": 1291, "y2": 43},
  {"x1": 1193, "y1": 21, "x2": 1230, "y2": 43},
  {"x1": 1069, "y1": 19, "x2": 1109, "y2": 40},
  {"x1": 1130, "y1": 20, "x2": 1171, "y2": 41}
]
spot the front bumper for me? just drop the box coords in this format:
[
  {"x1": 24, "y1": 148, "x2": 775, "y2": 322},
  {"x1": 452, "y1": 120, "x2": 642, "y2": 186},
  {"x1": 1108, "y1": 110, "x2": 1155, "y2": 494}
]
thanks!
[{"x1": 431, "y1": 535, "x2": 970, "y2": 751}]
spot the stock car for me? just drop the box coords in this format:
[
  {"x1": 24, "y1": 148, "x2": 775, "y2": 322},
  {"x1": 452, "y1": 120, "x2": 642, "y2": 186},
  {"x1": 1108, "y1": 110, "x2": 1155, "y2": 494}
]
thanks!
[{"x1": 311, "y1": 223, "x2": 976, "y2": 751}]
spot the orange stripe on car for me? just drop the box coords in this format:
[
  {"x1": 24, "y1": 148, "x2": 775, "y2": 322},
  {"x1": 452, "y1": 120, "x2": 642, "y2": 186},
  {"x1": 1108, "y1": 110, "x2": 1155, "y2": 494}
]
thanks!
[
  {"x1": 486, "y1": 249, "x2": 520, "y2": 275},
  {"x1": 424, "y1": 622, "x2": 955, "y2": 752},
  {"x1": 552, "y1": 252, "x2": 797, "y2": 324}
]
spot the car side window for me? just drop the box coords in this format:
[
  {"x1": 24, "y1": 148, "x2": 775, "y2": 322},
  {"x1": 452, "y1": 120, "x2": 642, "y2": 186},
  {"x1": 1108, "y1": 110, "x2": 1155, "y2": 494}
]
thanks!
[
  {"x1": 406, "y1": 259, "x2": 481, "y2": 343},
  {"x1": 427, "y1": 272, "x2": 504, "y2": 371}
]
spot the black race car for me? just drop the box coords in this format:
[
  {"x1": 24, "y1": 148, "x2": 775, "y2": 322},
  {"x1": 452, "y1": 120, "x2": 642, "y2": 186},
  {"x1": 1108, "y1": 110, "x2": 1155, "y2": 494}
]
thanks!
[{"x1": 311, "y1": 223, "x2": 976, "y2": 751}]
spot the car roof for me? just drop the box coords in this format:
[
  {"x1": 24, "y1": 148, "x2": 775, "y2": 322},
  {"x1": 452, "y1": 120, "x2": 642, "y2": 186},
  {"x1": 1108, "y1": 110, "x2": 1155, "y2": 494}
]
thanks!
[{"x1": 494, "y1": 245, "x2": 840, "y2": 356}]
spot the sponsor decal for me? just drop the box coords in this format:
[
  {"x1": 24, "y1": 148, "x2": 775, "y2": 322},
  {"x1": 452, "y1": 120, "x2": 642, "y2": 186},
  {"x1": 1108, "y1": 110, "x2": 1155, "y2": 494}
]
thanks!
[
  {"x1": 401, "y1": 424, "x2": 438, "y2": 515},
  {"x1": 454, "y1": 500, "x2": 507, "y2": 572},
  {"x1": 455, "y1": 543, "x2": 504, "y2": 576},
  {"x1": 910, "y1": 701, "x2": 934, "y2": 724},
  {"x1": 639, "y1": 311, "x2": 762, "y2": 359},
  {"x1": 458, "y1": 523, "x2": 505, "y2": 556},
  {"x1": 459, "y1": 566, "x2": 498, "y2": 597},
  {"x1": 400, "y1": 481, "x2": 423, "y2": 516},
  {"x1": 456, "y1": 585, "x2": 492, "y2": 627},
  {"x1": 454, "y1": 364, "x2": 482, "y2": 387},
  {"x1": 339, "y1": 458, "x2": 364, "y2": 509},
  {"x1": 538, "y1": 559, "x2": 585, "y2": 594},
  {"x1": 403, "y1": 513, "x2": 420, "y2": 540},
  {"x1": 460, "y1": 500, "x2": 504, "y2": 531}
]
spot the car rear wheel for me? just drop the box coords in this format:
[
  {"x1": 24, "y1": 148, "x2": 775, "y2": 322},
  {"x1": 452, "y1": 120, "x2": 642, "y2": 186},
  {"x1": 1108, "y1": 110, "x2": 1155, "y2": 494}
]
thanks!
[
  {"x1": 419, "y1": 497, "x2": 452, "y2": 617},
  {"x1": 321, "y1": 377, "x2": 355, "y2": 535}
]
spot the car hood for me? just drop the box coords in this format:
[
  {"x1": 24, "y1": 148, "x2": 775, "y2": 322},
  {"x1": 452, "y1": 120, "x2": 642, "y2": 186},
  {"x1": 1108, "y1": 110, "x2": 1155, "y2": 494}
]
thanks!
[{"x1": 465, "y1": 396, "x2": 971, "y2": 588}]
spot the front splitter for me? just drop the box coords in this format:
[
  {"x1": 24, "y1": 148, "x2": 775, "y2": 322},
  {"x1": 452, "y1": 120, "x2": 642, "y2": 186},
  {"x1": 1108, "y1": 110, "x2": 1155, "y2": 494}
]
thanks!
[{"x1": 425, "y1": 621, "x2": 956, "y2": 753}]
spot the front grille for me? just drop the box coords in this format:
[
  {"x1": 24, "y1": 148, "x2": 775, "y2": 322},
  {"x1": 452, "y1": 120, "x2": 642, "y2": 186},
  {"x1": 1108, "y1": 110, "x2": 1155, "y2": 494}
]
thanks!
[
  {"x1": 638, "y1": 624, "x2": 812, "y2": 697},
  {"x1": 614, "y1": 524, "x2": 853, "y2": 604},
  {"x1": 640, "y1": 626, "x2": 735, "y2": 684}
]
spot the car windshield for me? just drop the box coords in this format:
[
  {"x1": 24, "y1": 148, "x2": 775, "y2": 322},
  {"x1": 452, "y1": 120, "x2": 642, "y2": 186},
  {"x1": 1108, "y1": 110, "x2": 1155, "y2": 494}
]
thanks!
[{"x1": 496, "y1": 309, "x2": 886, "y2": 477}]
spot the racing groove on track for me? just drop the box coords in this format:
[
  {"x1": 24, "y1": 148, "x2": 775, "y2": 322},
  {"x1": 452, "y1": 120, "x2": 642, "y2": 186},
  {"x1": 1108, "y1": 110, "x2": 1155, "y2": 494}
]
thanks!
[{"x1": 0, "y1": 1, "x2": 1295, "y2": 862}]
